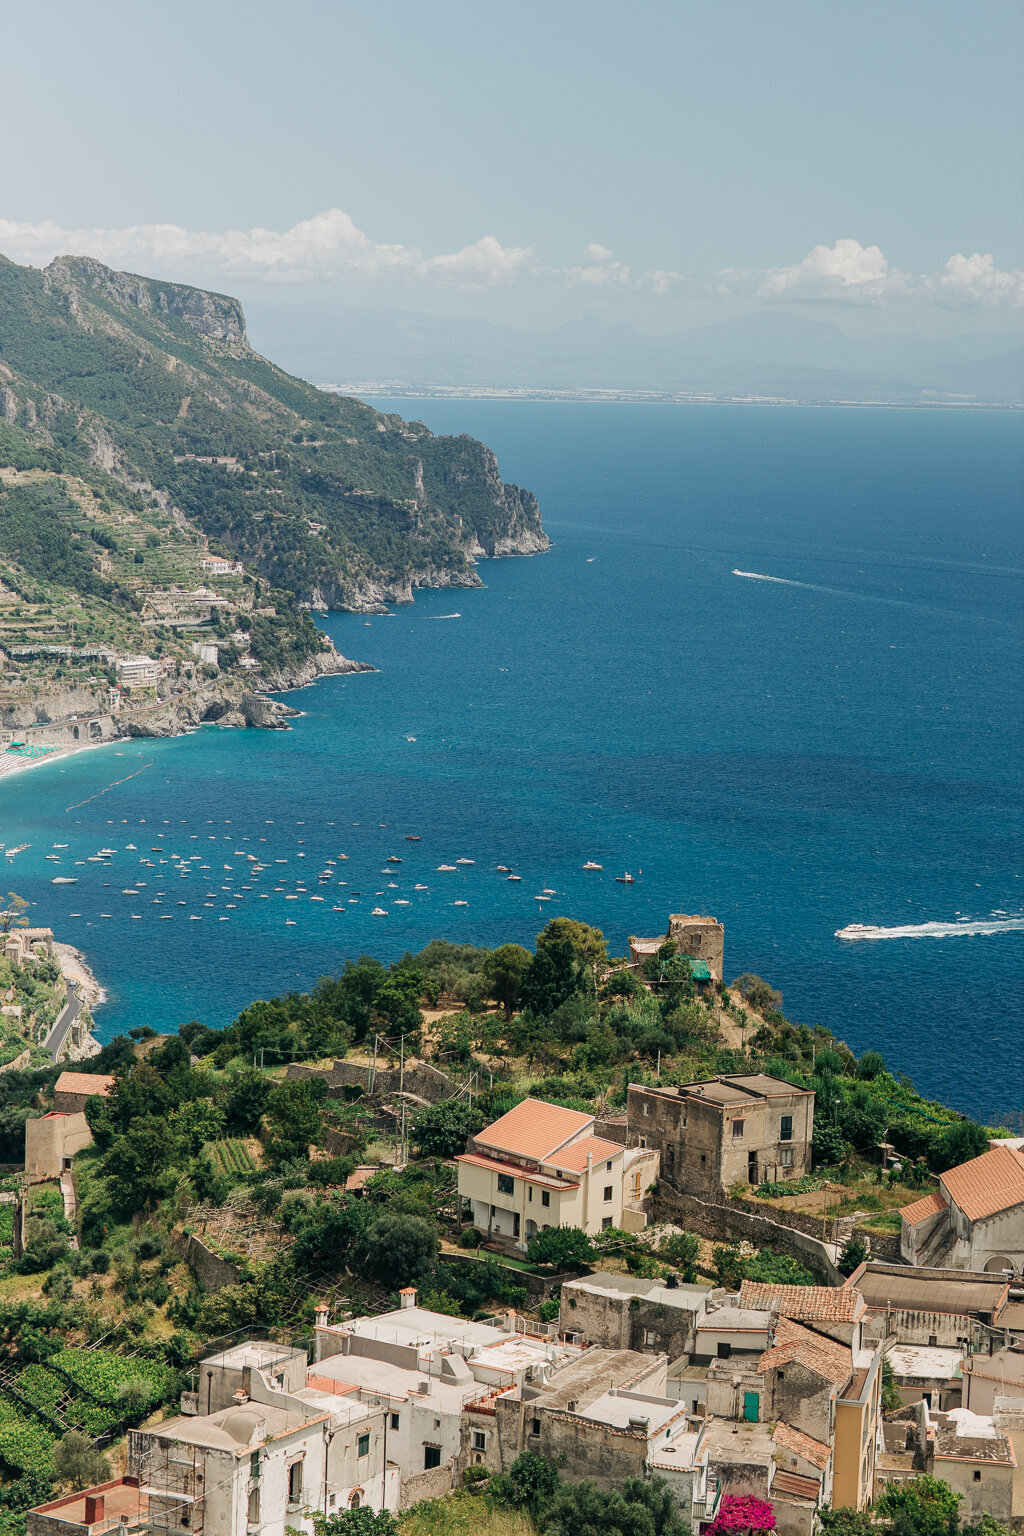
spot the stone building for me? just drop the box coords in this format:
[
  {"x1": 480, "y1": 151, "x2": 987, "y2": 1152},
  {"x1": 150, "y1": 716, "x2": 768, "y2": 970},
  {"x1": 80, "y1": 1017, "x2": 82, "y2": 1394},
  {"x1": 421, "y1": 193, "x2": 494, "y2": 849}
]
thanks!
[
  {"x1": 627, "y1": 1074, "x2": 814, "y2": 1194},
  {"x1": 559, "y1": 1272, "x2": 711, "y2": 1359},
  {"x1": 930, "y1": 1408, "x2": 1017, "y2": 1524},
  {"x1": 53, "y1": 1071, "x2": 115, "y2": 1115},
  {"x1": 3, "y1": 928, "x2": 54, "y2": 966},
  {"x1": 628, "y1": 913, "x2": 725, "y2": 982},
  {"x1": 844, "y1": 1261, "x2": 1013, "y2": 1350},
  {"x1": 457, "y1": 1097, "x2": 658, "y2": 1249},
  {"x1": 25, "y1": 1110, "x2": 94, "y2": 1178},
  {"x1": 900, "y1": 1143, "x2": 1024, "y2": 1274}
]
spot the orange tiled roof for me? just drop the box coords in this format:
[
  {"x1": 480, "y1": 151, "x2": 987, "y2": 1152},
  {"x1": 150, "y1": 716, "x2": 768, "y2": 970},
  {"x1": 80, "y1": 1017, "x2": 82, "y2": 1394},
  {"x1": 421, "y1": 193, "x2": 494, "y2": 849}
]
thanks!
[
  {"x1": 548, "y1": 1135, "x2": 623, "y2": 1172},
  {"x1": 739, "y1": 1281, "x2": 864, "y2": 1323},
  {"x1": 475, "y1": 1098, "x2": 593, "y2": 1161},
  {"x1": 773, "y1": 1422, "x2": 832, "y2": 1471},
  {"x1": 455, "y1": 1151, "x2": 580, "y2": 1190},
  {"x1": 758, "y1": 1316, "x2": 852, "y2": 1388},
  {"x1": 899, "y1": 1191, "x2": 947, "y2": 1227},
  {"x1": 305, "y1": 1374, "x2": 359, "y2": 1396},
  {"x1": 941, "y1": 1144, "x2": 1024, "y2": 1223},
  {"x1": 54, "y1": 1071, "x2": 115, "y2": 1098}
]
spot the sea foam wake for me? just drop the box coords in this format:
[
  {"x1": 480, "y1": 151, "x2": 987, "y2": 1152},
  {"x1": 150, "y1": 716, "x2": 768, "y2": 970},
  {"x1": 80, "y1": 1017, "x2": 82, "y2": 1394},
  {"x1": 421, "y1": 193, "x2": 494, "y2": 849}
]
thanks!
[{"x1": 835, "y1": 917, "x2": 1024, "y2": 942}]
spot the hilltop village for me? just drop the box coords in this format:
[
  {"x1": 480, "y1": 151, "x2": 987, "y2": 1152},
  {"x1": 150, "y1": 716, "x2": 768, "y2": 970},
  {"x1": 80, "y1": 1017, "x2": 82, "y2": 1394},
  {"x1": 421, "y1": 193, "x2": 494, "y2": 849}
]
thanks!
[{"x1": 0, "y1": 912, "x2": 1020, "y2": 1536}]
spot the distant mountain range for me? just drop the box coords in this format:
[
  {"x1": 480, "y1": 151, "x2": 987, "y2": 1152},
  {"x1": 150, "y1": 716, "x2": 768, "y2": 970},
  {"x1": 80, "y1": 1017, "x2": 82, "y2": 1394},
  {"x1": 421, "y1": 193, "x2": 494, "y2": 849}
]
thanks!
[{"x1": 245, "y1": 303, "x2": 1024, "y2": 406}]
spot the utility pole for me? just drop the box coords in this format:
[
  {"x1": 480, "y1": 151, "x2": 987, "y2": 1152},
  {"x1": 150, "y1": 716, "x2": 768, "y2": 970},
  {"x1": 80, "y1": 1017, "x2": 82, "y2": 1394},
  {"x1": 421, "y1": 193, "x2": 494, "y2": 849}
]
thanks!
[
  {"x1": 399, "y1": 1033, "x2": 404, "y2": 1096},
  {"x1": 370, "y1": 1034, "x2": 378, "y2": 1095}
]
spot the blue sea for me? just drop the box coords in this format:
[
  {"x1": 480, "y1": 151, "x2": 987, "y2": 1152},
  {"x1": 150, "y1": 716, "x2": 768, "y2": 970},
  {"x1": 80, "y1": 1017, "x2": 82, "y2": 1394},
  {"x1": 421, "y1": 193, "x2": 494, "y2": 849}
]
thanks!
[{"x1": 4, "y1": 404, "x2": 1023, "y2": 1121}]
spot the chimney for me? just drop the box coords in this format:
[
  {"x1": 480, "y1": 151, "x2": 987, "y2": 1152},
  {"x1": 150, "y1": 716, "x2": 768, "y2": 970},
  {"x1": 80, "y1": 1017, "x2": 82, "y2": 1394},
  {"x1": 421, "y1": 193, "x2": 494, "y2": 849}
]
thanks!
[
  {"x1": 504, "y1": 1309, "x2": 517, "y2": 1333},
  {"x1": 232, "y1": 1388, "x2": 249, "y2": 1405},
  {"x1": 314, "y1": 1304, "x2": 329, "y2": 1328},
  {"x1": 399, "y1": 1287, "x2": 417, "y2": 1310},
  {"x1": 84, "y1": 1496, "x2": 105, "y2": 1526}
]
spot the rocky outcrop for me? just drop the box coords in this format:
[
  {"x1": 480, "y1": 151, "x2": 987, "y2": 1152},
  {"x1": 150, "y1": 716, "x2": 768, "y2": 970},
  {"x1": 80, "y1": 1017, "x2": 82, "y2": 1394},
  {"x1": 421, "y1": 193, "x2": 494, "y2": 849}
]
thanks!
[{"x1": 45, "y1": 256, "x2": 247, "y2": 345}]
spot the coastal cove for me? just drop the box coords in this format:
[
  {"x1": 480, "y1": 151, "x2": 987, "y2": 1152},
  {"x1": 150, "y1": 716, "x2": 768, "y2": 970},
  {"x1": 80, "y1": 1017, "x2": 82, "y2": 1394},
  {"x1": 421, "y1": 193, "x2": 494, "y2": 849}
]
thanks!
[{"x1": 2, "y1": 403, "x2": 1021, "y2": 1122}]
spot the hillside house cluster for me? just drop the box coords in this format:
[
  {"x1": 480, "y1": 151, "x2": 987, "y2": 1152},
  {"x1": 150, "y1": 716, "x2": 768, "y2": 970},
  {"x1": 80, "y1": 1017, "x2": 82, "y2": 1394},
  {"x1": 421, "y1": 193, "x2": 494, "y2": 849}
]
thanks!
[
  {"x1": 3, "y1": 927, "x2": 54, "y2": 967},
  {"x1": 628, "y1": 913, "x2": 725, "y2": 983}
]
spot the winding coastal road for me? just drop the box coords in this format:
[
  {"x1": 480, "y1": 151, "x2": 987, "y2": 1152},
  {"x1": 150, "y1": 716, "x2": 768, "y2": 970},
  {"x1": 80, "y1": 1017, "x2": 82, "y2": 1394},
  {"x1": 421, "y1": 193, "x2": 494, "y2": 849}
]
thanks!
[{"x1": 42, "y1": 978, "x2": 82, "y2": 1060}]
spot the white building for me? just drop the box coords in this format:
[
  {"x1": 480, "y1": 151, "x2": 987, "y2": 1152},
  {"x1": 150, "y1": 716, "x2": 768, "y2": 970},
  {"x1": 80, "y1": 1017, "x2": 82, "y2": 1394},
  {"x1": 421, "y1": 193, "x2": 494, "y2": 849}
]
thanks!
[
  {"x1": 456, "y1": 1097, "x2": 659, "y2": 1249},
  {"x1": 129, "y1": 1342, "x2": 398, "y2": 1536},
  {"x1": 116, "y1": 655, "x2": 162, "y2": 688}
]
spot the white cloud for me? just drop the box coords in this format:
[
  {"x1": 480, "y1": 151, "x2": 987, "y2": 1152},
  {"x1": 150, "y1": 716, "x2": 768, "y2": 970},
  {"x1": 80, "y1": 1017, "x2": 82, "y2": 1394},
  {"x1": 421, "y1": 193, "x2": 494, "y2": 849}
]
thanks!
[
  {"x1": 0, "y1": 214, "x2": 1020, "y2": 310},
  {"x1": 0, "y1": 208, "x2": 538, "y2": 289},
  {"x1": 932, "y1": 251, "x2": 1024, "y2": 308}
]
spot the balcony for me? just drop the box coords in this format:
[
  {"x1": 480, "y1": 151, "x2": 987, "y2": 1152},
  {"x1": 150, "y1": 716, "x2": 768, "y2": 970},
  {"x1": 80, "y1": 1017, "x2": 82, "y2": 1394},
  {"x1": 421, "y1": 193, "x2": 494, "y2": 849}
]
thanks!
[{"x1": 691, "y1": 1481, "x2": 721, "y2": 1529}]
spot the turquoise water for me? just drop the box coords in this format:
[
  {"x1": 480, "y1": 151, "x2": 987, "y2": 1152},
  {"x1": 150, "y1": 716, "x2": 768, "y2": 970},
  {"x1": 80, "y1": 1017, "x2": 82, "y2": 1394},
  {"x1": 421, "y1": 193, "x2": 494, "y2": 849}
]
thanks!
[{"x1": 4, "y1": 404, "x2": 1022, "y2": 1120}]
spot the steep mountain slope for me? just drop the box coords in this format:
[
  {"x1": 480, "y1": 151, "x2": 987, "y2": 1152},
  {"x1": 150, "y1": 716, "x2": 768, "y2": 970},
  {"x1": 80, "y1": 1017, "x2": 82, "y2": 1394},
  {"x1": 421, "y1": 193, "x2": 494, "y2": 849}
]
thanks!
[{"x1": 0, "y1": 254, "x2": 547, "y2": 611}]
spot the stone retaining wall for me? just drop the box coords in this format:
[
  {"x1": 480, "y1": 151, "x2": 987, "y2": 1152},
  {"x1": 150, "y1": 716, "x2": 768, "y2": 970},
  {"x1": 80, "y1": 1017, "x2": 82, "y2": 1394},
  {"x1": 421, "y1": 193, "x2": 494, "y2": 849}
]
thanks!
[
  {"x1": 173, "y1": 1230, "x2": 244, "y2": 1291},
  {"x1": 655, "y1": 1180, "x2": 844, "y2": 1286},
  {"x1": 286, "y1": 1057, "x2": 457, "y2": 1104}
]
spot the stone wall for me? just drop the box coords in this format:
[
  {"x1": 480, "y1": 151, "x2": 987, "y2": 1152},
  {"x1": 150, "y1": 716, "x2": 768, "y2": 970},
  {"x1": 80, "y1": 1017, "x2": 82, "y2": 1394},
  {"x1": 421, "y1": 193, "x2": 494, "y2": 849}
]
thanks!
[
  {"x1": 173, "y1": 1231, "x2": 244, "y2": 1291},
  {"x1": 655, "y1": 1181, "x2": 844, "y2": 1286},
  {"x1": 436, "y1": 1251, "x2": 573, "y2": 1308},
  {"x1": 286, "y1": 1057, "x2": 457, "y2": 1104},
  {"x1": 398, "y1": 1463, "x2": 454, "y2": 1510}
]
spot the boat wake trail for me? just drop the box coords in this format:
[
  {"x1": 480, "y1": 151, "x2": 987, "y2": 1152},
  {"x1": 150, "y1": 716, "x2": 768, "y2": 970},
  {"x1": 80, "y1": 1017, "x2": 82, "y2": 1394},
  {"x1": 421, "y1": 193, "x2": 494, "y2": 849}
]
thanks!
[
  {"x1": 731, "y1": 568, "x2": 1013, "y2": 627},
  {"x1": 836, "y1": 917, "x2": 1024, "y2": 942},
  {"x1": 65, "y1": 761, "x2": 153, "y2": 812}
]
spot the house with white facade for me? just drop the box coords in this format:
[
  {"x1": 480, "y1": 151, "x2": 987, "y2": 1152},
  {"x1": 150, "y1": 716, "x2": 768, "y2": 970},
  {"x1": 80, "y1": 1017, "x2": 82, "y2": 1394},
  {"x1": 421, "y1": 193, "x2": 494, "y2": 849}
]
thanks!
[
  {"x1": 456, "y1": 1097, "x2": 658, "y2": 1249},
  {"x1": 900, "y1": 1143, "x2": 1024, "y2": 1274}
]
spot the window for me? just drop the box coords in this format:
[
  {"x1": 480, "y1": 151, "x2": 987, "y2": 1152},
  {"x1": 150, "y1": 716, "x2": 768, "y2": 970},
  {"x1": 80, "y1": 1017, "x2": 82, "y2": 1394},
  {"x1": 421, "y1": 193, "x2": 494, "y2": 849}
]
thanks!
[
  {"x1": 606, "y1": 1161, "x2": 612, "y2": 1171},
  {"x1": 248, "y1": 1490, "x2": 260, "y2": 1525},
  {"x1": 357, "y1": 1433, "x2": 370, "y2": 1458},
  {"x1": 473, "y1": 1432, "x2": 487, "y2": 1451},
  {"x1": 424, "y1": 1446, "x2": 441, "y2": 1470},
  {"x1": 288, "y1": 1463, "x2": 303, "y2": 1506},
  {"x1": 602, "y1": 1216, "x2": 613, "y2": 1229},
  {"x1": 497, "y1": 1173, "x2": 515, "y2": 1196},
  {"x1": 700, "y1": 1154, "x2": 706, "y2": 1165},
  {"x1": 541, "y1": 1190, "x2": 550, "y2": 1208},
  {"x1": 929, "y1": 1335, "x2": 938, "y2": 1347},
  {"x1": 780, "y1": 1148, "x2": 794, "y2": 1167},
  {"x1": 643, "y1": 1330, "x2": 657, "y2": 1348},
  {"x1": 732, "y1": 1119, "x2": 745, "y2": 1138},
  {"x1": 973, "y1": 1471, "x2": 981, "y2": 1483},
  {"x1": 528, "y1": 1187, "x2": 533, "y2": 1202},
  {"x1": 391, "y1": 1413, "x2": 400, "y2": 1430},
  {"x1": 603, "y1": 1185, "x2": 613, "y2": 1202},
  {"x1": 780, "y1": 1115, "x2": 793, "y2": 1141},
  {"x1": 642, "y1": 1103, "x2": 650, "y2": 1117},
  {"x1": 717, "y1": 1342, "x2": 732, "y2": 1360}
]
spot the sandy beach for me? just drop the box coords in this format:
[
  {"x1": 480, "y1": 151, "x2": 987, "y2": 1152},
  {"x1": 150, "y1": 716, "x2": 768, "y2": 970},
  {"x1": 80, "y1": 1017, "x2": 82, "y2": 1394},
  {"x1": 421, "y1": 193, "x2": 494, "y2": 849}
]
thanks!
[{"x1": 0, "y1": 734, "x2": 126, "y2": 785}]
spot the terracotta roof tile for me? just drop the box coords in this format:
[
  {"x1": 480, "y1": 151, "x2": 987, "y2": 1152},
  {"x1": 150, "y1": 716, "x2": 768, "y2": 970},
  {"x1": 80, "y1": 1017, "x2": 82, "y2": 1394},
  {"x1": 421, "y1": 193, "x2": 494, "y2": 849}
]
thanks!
[
  {"x1": 941, "y1": 1144, "x2": 1024, "y2": 1223},
  {"x1": 739, "y1": 1281, "x2": 864, "y2": 1323},
  {"x1": 773, "y1": 1422, "x2": 832, "y2": 1471},
  {"x1": 758, "y1": 1316, "x2": 852, "y2": 1388},
  {"x1": 54, "y1": 1071, "x2": 115, "y2": 1098},
  {"x1": 547, "y1": 1136, "x2": 623, "y2": 1172},
  {"x1": 474, "y1": 1098, "x2": 593, "y2": 1161},
  {"x1": 899, "y1": 1191, "x2": 947, "y2": 1227}
]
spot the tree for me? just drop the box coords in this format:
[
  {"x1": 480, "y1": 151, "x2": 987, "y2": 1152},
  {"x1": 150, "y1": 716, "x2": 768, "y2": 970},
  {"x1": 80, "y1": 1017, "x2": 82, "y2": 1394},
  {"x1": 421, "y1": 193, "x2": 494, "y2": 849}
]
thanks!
[
  {"x1": 103, "y1": 1116, "x2": 182, "y2": 1212},
  {"x1": 658, "y1": 1231, "x2": 700, "y2": 1282},
  {"x1": 291, "y1": 1201, "x2": 369, "y2": 1276},
  {"x1": 53, "y1": 1432, "x2": 111, "y2": 1491},
  {"x1": 525, "y1": 1225, "x2": 593, "y2": 1270},
  {"x1": 932, "y1": 1119, "x2": 988, "y2": 1173},
  {"x1": 858, "y1": 1050, "x2": 887, "y2": 1080},
  {"x1": 483, "y1": 944, "x2": 533, "y2": 1017},
  {"x1": 881, "y1": 1355, "x2": 902, "y2": 1414},
  {"x1": 732, "y1": 975, "x2": 782, "y2": 1017},
  {"x1": 876, "y1": 1475, "x2": 960, "y2": 1536},
  {"x1": 817, "y1": 1511, "x2": 874, "y2": 1536},
  {"x1": 225, "y1": 1068, "x2": 272, "y2": 1134},
  {"x1": 520, "y1": 939, "x2": 580, "y2": 1018},
  {"x1": 540, "y1": 1477, "x2": 687, "y2": 1536},
  {"x1": 308, "y1": 1512, "x2": 398, "y2": 1536},
  {"x1": 360, "y1": 1212, "x2": 438, "y2": 1289},
  {"x1": 370, "y1": 968, "x2": 424, "y2": 1037},
  {"x1": 413, "y1": 1100, "x2": 484, "y2": 1159},
  {"x1": 263, "y1": 1076, "x2": 328, "y2": 1164},
  {"x1": 838, "y1": 1237, "x2": 868, "y2": 1276},
  {"x1": 489, "y1": 1451, "x2": 562, "y2": 1518},
  {"x1": 0, "y1": 892, "x2": 29, "y2": 935},
  {"x1": 537, "y1": 918, "x2": 608, "y2": 973},
  {"x1": 169, "y1": 1096, "x2": 225, "y2": 1156}
]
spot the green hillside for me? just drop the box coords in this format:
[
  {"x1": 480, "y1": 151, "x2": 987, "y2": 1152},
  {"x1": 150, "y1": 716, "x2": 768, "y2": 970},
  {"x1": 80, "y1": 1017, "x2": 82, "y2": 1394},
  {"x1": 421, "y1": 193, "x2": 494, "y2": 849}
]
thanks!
[{"x1": 0, "y1": 254, "x2": 547, "y2": 612}]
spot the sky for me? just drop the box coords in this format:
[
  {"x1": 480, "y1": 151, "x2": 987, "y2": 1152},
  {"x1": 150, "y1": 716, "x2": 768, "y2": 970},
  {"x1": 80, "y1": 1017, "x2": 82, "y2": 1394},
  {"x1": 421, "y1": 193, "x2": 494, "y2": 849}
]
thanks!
[{"x1": 1, "y1": 0, "x2": 1022, "y2": 334}]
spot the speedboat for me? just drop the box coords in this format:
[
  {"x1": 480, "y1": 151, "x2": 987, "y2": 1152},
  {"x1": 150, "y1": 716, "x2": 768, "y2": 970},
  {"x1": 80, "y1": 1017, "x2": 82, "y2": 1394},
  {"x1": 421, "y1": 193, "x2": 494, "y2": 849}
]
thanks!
[
  {"x1": 371, "y1": 907, "x2": 388, "y2": 916},
  {"x1": 583, "y1": 861, "x2": 602, "y2": 871}
]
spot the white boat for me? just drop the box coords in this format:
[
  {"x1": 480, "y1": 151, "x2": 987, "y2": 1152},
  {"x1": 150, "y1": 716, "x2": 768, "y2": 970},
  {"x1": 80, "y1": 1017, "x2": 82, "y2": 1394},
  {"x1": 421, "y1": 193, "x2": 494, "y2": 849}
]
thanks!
[
  {"x1": 414, "y1": 884, "x2": 429, "y2": 890},
  {"x1": 453, "y1": 900, "x2": 468, "y2": 906},
  {"x1": 394, "y1": 899, "x2": 410, "y2": 905},
  {"x1": 437, "y1": 864, "x2": 457, "y2": 871},
  {"x1": 52, "y1": 877, "x2": 77, "y2": 884},
  {"x1": 834, "y1": 924, "x2": 876, "y2": 940},
  {"x1": 5, "y1": 844, "x2": 29, "y2": 857},
  {"x1": 372, "y1": 907, "x2": 388, "y2": 916},
  {"x1": 583, "y1": 861, "x2": 602, "y2": 870},
  {"x1": 508, "y1": 874, "x2": 522, "y2": 882},
  {"x1": 456, "y1": 858, "x2": 475, "y2": 865}
]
